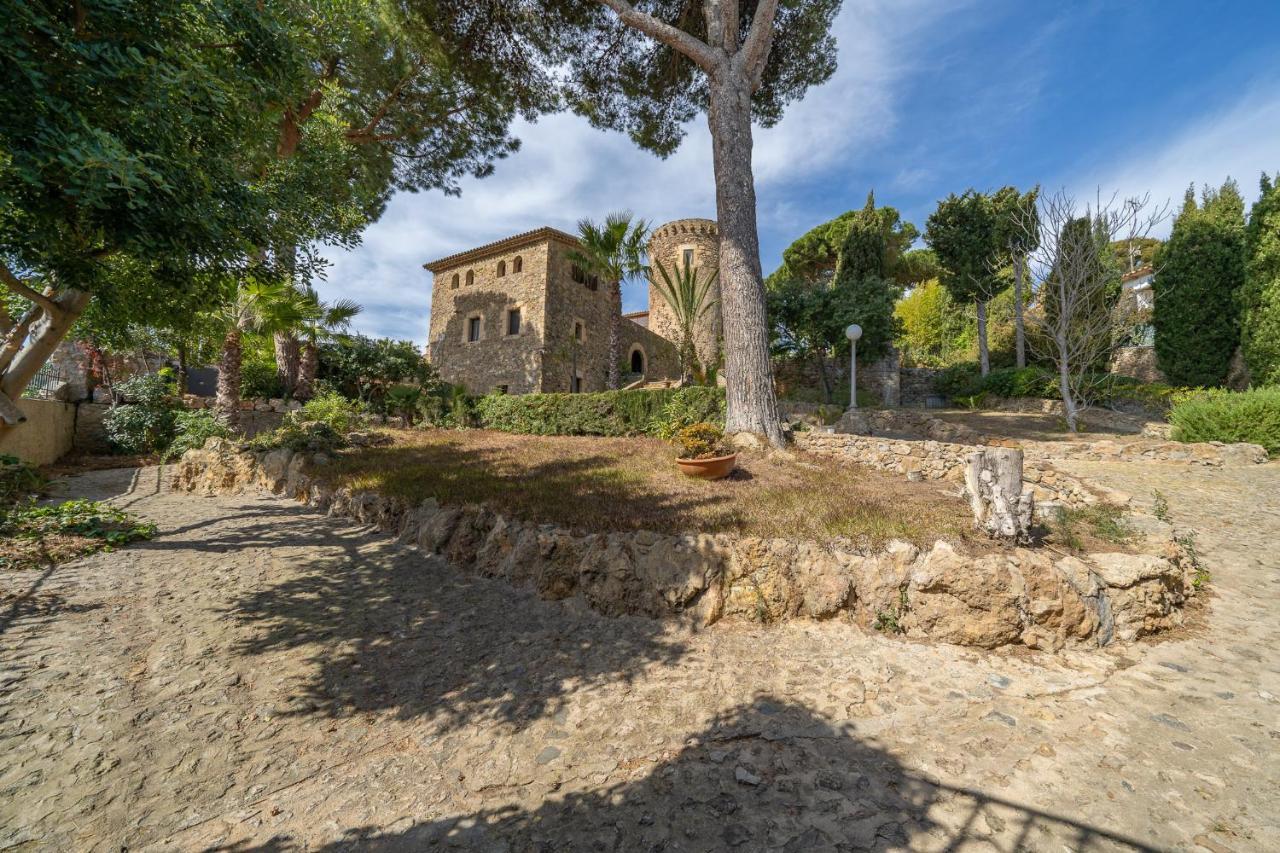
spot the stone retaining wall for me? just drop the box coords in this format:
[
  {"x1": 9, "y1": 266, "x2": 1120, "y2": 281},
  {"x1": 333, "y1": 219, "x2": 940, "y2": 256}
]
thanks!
[{"x1": 172, "y1": 439, "x2": 1198, "y2": 651}]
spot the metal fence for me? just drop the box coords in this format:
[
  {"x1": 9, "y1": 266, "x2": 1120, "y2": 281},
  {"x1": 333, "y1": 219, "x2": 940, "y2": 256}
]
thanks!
[{"x1": 20, "y1": 359, "x2": 73, "y2": 401}]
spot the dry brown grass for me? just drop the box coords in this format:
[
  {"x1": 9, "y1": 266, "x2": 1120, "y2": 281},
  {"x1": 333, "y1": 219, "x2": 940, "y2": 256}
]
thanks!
[{"x1": 316, "y1": 429, "x2": 980, "y2": 548}]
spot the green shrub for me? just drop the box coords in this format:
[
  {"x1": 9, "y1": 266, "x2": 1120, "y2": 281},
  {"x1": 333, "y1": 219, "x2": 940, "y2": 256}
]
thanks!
[
  {"x1": 1168, "y1": 387, "x2": 1280, "y2": 455},
  {"x1": 241, "y1": 357, "x2": 284, "y2": 399},
  {"x1": 103, "y1": 373, "x2": 182, "y2": 454},
  {"x1": 1, "y1": 453, "x2": 43, "y2": 506},
  {"x1": 674, "y1": 422, "x2": 728, "y2": 459},
  {"x1": 293, "y1": 390, "x2": 366, "y2": 433},
  {"x1": 474, "y1": 386, "x2": 725, "y2": 438},
  {"x1": 935, "y1": 362, "x2": 983, "y2": 398},
  {"x1": 980, "y1": 367, "x2": 1059, "y2": 399},
  {"x1": 164, "y1": 410, "x2": 232, "y2": 460},
  {"x1": 252, "y1": 420, "x2": 347, "y2": 453}
]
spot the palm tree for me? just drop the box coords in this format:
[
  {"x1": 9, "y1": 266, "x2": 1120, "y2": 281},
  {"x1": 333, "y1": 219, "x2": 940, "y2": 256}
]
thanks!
[
  {"x1": 568, "y1": 212, "x2": 649, "y2": 389},
  {"x1": 294, "y1": 287, "x2": 362, "y2": 400},
  {"x1": 210, "y1": 278, "x2": 307, "y2": 422},
  {"x1": 653, "y1": 259, "x2": 718, "y2": 384}
]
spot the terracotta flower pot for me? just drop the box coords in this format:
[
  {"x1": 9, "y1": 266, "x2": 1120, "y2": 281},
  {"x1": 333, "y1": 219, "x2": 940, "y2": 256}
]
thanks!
[{"x1": 675, "y1": 453, "x2": 737, "y2": 480}]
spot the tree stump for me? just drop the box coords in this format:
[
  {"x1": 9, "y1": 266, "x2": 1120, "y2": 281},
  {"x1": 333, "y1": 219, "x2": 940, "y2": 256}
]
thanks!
[{"x1": 964, "y1": 448, "x2": 1034, "y2": 543}]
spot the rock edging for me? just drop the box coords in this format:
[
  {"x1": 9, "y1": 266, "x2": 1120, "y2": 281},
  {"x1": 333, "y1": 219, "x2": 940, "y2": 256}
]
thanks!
[{"x1": 172, "y1": 439, "x2": 1199, "y2": 651}]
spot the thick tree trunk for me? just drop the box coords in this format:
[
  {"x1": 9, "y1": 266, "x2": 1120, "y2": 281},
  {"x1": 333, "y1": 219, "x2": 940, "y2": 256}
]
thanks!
[
  {"x1": 1013, "y1": 254, "x2": 1026, "y2": 369},
  {"x1": 964, "y1": 447, "x2": 1034, "y2": 543},
  {"x1": 296, "y1": 342, "x2": 319, "y2": 400},
  {"x1": 975, "y1": 298, "x2": 991, "y2": 376},
  {"x1": 0, "y1": 288, "x2": 91, "y2": 404},
  {"x1": 274, "y1": 332, "x2": 300, "y2": 398},
  {"x1": 608, "y1": 281, "x2": 621, "y2": 390},
  {"x1": 217, "y1": 328, "x2": 243, "y2": 423},
  {"x1": 707, "y1": 75, "x2": 784, "y2": 446}
]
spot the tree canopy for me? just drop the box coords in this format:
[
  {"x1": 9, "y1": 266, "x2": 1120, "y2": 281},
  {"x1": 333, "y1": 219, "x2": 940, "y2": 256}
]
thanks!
[{"x1": 1241, "y1": 173, "x2": 1280, "y2": 386}]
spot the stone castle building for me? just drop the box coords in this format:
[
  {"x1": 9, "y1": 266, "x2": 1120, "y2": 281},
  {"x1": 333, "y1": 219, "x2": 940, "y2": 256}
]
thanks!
[{"x1": 424, "y1": 218, "x2": 722, "y2": 394}]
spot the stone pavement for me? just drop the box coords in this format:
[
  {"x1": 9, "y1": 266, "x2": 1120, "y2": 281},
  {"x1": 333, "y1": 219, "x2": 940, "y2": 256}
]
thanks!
[{"x1": 0, "y1": 462, "x2": 1276, "y2": 851}]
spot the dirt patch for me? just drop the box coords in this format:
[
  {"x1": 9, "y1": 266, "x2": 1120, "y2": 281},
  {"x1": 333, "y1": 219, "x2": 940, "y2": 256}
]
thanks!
[{"x1": 314, "y1": 428, "x2": 981, "y2": 548}]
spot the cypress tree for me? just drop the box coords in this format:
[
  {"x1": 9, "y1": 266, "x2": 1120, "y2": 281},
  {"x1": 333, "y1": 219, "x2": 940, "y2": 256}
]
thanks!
[
  {"x1": 1242, "y1": 173, "x2": 1280, "y2": 386},
  {"x1": 1153, "y1": 180, "x2": 1247, "y2": 386}
]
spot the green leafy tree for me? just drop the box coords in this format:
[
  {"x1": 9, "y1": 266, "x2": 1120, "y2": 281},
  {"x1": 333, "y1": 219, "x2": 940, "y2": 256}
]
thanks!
[
  {"x1": 925, "y1": 191, "x2": 1008, "y2": 376},
  {"x1": 830, "y1": 197, "x2": 900, "y2": 363},
  {"x1": 567, "y1": 212, "x2": 650, "y2": 390},
  {"x1": 894, "y1": 280, "x2": 968, "y2": 367},
  {"x1": 318, "y1": 335, "x2": 435, "y2": 411},
  {"x1": 1242, "y1": 173, "x2": 1280, "y2": 386},
  {"x1": 1154, "y1": 181, "x2": 1248, "y2": 387},
  {"x1": 992, "y1": 186, "x2": 1040, "y2": 368},
  {"x1": 0, "y1": 1, "x2": 311, "y2": 422},
  {"x1": 652, "y1": 260, "x2": 719, "y2": 383}
]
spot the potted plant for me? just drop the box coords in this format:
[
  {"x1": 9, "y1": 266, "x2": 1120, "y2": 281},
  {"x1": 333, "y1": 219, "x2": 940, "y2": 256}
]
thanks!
[{"x1": 673, "y1": 422, "x2": 737, "y2": 480}]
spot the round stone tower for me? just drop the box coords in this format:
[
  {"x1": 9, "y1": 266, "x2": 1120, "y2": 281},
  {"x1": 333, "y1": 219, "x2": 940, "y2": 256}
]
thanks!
[{"x1": 647, "y1": 218, "x2": 722, "y2": 371}]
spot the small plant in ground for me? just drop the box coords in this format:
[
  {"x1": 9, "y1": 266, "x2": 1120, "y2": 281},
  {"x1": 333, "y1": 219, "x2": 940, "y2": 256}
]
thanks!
[
  {"x1": 164, "y1": 410, "x2": 233, "y2": 461},
  {"x1": 1, "y1": 454, "x2": 43, "y2": 505},
  {"x1": 873, "y1": 588, "x2": 909, "y2": 634},
  {"x1": 1049, "y1": 503, "x2": 1135, "y2": 551},
  {"x1": 1152, "y1": 490, "x2": 1171, "y2": 523},
  {"x1": 1177, "y1": 532, "x2": 1210, "y2": 589},
  {"x1": 1, "y1": 499, "x2": 157, "y2": 570},
  {"x1": 674, "y1": 422, "x2": 730, "y2": 460}
]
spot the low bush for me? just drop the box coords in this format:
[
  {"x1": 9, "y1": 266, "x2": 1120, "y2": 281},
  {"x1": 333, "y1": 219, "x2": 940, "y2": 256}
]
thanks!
[
  {"x1": 475, "y1": 386, "x2": 725, "y2": 438},
  {"x1": 1, "y1": 453, "x2": 43, "y2": 506},
  {"x1": 674, "y1": 422, "x2": 729, "y2": 459},
  {"x1": 103, "y1": 374, "x2": 179, "y2": 453},
  {"x1": 251, "y1": 389, "x2": 367, "y2": 453},
  {"x1": 293, "y1": 390, "x2": 366, "y2": 433},
  {"x1": 934, "y1": 362, "x2": 1182, "y2": 412},
  {"x1": 165, "y1": 410, "x2": 232, "y2": 460},
  {"x1": 1168, "y1": 387, "x2": 1280, "y2": 455},
  {"x1": 240, "y1": 357, "x2": 285, "y2": 399}
]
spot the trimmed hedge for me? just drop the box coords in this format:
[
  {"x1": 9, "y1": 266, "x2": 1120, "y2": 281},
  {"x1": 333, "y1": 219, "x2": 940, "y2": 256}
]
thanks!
[
  {"x1": 473, "y1": 386, "x2": 725, "y2": 437},
  {"x1": 1169, "y1": 387, "x2": 1280, "y2": 456},
  {"x1": 935, "y1": 364, "x2": 1181, "y2": 410}
]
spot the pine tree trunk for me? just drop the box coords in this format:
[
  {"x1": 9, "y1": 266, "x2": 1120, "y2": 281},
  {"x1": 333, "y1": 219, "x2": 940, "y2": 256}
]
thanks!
[
  {"x1": 1013, "y1": 254, "x2": 1026, "y2": 369},
  {"x1": 976, "y1": 298, "x2": 991, "y2": 376},
  {"x1": 707, "y1": 74, "x2": 784, "y2": 446},
  {"x1": 608, "y1": 281, "x2": 621, "y2": 390},
  {"x1": 274, "y1": 332, "x2": 300, "y2": 398},
  {"x1": 217, "y1": 328, "x2": 243, "y2": 424},
  {"x1": 296, "y1": 342, "x2": 319, "y2": 400}
]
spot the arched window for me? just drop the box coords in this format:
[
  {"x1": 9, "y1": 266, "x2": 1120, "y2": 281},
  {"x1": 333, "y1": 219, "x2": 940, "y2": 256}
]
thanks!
[
  {"x1": 450, "y1": 273, "x2": 459, "y2": 289},
  {"x1": 465, "y1": 269, "x2": 475, "y2": 286},
  {"x1": 513, "y1": 255, "x2": 523, "y2": 273},
  {"x1": 497, "y1": 260, "x2": 506, "y2": 277},
  {"x1": 630, "y1": 348, "x2": 645, "y2": 374}
]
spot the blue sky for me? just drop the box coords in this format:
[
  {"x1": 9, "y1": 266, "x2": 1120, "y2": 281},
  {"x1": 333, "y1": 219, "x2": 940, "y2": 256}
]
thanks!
[{"x1": 313, "y1": 0, "x2": 1280, "y2": 345}]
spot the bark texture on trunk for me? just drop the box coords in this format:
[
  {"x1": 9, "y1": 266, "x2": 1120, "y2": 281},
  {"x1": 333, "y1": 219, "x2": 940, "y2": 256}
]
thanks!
[
  {"x1": 1013, "y1": 254, "x2": 1026, "y2": 369},
  {"x1": 707, "y1": 75, "x2": 784, "y2": 445},
  {"x1": 0, "y1": 288, "x2": 91, "y2": 403},
  {"x1": 975, "y1": 299, "x2": 991, "y2": 376},
  {"x1": 608, "y1": 282, "x2": 621, "y2": 390},
  {"x1": 1056, "y1": 334, "x2": 1080, "y2": 433},
  {"x1": 217, "y1": 328, "x2": 243, "y2": 423},
  {"x1": 296, "y1": 342, "x2": 319, "y2": 400},
  {"x1": 964, "y1": 447, "x2": 1034, "y2": 543},
  {"x1": 274, "y1": 332, "x2": 300, "y2": 398}
]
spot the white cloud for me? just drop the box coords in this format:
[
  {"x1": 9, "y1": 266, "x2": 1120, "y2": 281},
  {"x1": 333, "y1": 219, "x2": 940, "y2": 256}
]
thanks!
[
  {"x1": 312, "y1": 1, "x2": 962, "y2": 345},
  {"x1": 1063, "y1": 81, "x2": 1280, "y2": 234}
]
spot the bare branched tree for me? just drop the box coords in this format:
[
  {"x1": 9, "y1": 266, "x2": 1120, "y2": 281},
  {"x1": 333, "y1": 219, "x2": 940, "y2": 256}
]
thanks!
[{"x1": 1020, "y1": 189, "x2": 1168, "y2": 432}]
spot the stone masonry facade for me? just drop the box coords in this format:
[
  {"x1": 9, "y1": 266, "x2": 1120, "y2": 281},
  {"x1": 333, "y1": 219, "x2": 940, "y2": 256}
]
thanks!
[{"x1": 425, "y1": 222, "x2": 714, "y2": 395}]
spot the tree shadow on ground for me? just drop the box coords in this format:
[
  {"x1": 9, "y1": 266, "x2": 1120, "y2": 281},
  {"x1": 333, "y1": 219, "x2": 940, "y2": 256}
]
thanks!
[
  {"x1": 189, "y1": 500, "x2": 690, "y2": 733},
  {"x1": 212, "y1": 696, "x2": 1158, "y2": 852}
]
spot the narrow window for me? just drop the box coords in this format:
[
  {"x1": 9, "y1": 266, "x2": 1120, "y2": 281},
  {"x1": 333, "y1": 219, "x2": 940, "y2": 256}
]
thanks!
[
  {"x1": 450, "y1": 273, "x2": 459, "y2": 289},
  {"x1": 513, "y1": 256, "x2": 523, "y2": 273},
  {"x1": 587, "y1": 274, "x2": 599, "y2": 291},
  {"x1": 573, "y1": 321, "x2": 584, "y2": 342},
  {"x1": 507, "y1": 308, "x2": 521, "y2": 336},
  {"x1": 467, "y1": 316, "x2": 481, "y2": 342},
  {"x1": 572, "y1": 374, "x2": 582, "y2": 393},
  {"x1": 571, "y1": 264, "x2": 585, "y2": 284},
  {"x1": 497, "y1": 260, "x2": 506, "y2": 277},
  {"x1": 466, "y1": 269, "x2": 475, "y2": 286},
  {"x1": 683, "y1": 248, "x2": 694, "y2": 269}
]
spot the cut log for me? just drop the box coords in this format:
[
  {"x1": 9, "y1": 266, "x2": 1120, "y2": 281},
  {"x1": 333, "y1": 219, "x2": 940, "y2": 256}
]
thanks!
[{"x1": 964, "y1": 447, "x2": 1034, "y2": 543}]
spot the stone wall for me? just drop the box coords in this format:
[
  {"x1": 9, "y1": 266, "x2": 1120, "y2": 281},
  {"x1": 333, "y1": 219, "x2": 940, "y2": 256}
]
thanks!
[
  {"x1": 542, "y1": 240, "x2": 633, "y2": 392},
  {"x1": 172, "y1": 440, "x2": 1199, "y2": 650},
  {"x1": 1111, "y1": 346, "x2": 1165, "y2": 383},
  {"x1": 900, "y1": 368, "x2": 945, "y2": 407},
  {"x1": 427, "y1": 238, "x2": 555, "y2": 394},
  {"x1": 858, "y1": 349, "x2": 900, "y2": 407},
  {"x1": 0, "y1": 398, "x2": 77, "y2": 465},
  {"x1": 646, "y1": 219, "x2": 721, "y2": 371}
]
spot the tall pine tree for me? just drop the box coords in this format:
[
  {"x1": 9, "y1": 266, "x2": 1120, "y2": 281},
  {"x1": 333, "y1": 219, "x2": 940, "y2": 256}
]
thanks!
[
  {"x1": 1153, "y1": 180, "x2": 1247, "y2": 386},
  {"x1": 1241, "y1": 173, "x2": 1280, "y2": 386}
]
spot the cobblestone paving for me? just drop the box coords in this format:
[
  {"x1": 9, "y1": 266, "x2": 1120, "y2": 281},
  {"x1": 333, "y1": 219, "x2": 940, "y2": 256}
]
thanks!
[{"x1": 1, "y1": 462, "x2": 1277, "y2": 852}]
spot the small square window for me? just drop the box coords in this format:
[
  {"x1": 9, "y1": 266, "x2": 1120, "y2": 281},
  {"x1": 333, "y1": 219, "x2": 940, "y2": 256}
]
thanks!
[
  {"x1": 507, "y1": 308, "x2": 521, "y2": 336},
  {"x1": 467, "y1": 316, "x2": 481, "y2": 342},
  {"x1": 496, "y1": 384, "x2": 509, "y2": 395},
  {"x1": 683, "y1": 248, "x2": 694, "y2": 269}
]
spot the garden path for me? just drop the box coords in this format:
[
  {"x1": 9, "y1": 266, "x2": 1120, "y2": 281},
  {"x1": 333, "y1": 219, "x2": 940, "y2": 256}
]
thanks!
[{"x1": 0, "y1": 461, "x2": 1276, "y2": 851}]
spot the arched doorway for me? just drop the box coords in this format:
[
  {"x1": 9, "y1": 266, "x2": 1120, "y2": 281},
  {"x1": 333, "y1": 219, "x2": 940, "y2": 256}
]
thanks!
[{"x1": 630, "y1": 348, "x2": 645, "y2": 375}]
